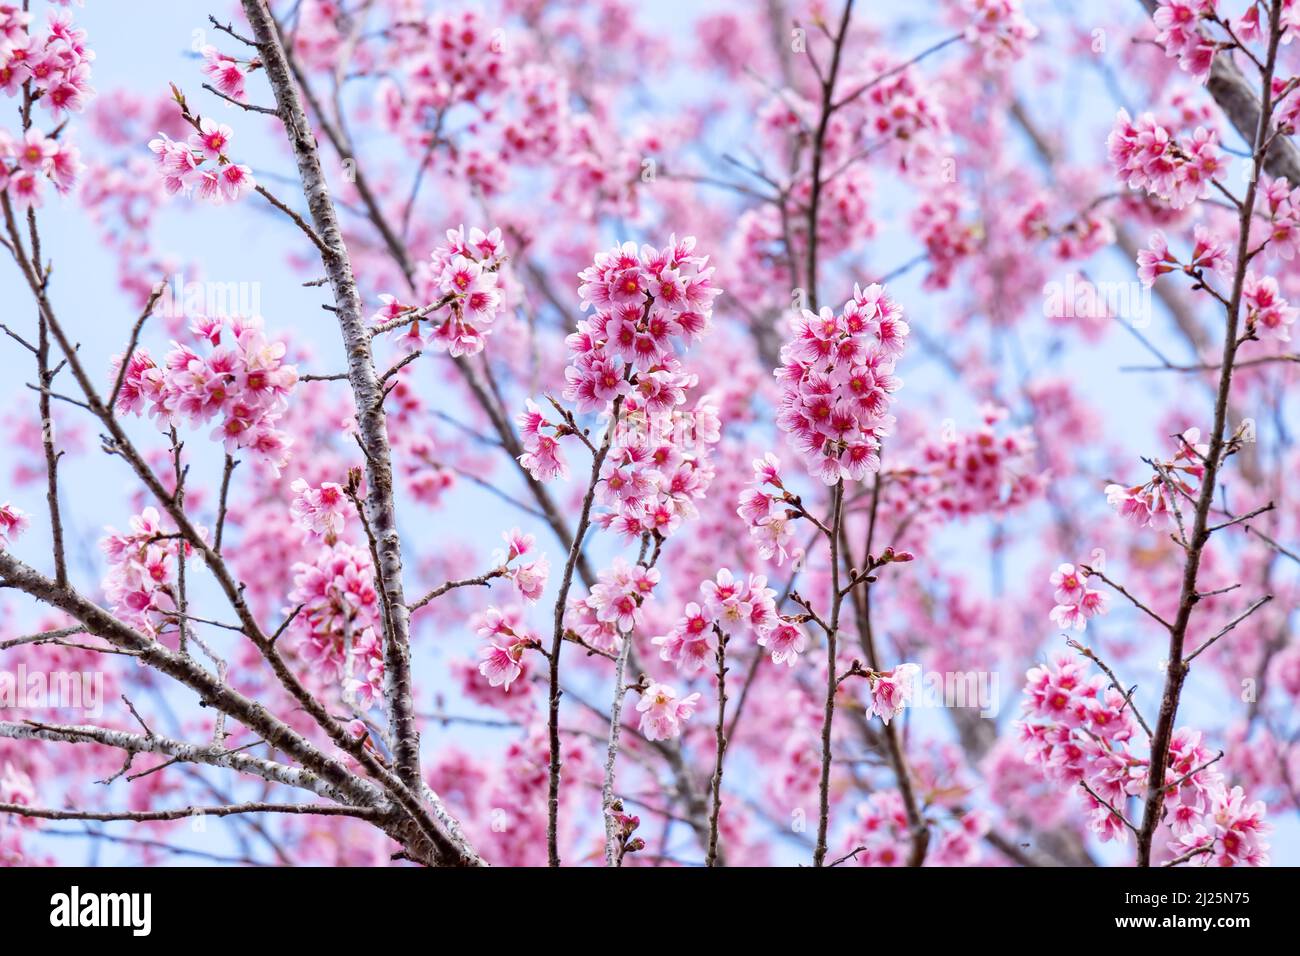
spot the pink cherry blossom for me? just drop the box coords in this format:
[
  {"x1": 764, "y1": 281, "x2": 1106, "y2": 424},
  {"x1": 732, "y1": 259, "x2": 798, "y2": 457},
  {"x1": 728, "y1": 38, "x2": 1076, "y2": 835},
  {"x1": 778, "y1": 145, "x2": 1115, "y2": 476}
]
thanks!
[
  {"x1": 0, "y1": 501, "x2": 27, "y2": 550},
  {"x1": 869, "y1": 663, "x2": 920, "y2": 725},
  {"x1": 289, "y1": 478, "x2": 348, "y2": 541},
  {"x1": 1047, "y1": 562, "x2": 1109, "y2": 632},
  {"x1": 1107, "y1": 109, "x2": 1222, "y2": 209},
  {"x1": 636, "y1": 682, "x2": 701, "y2": 741}
]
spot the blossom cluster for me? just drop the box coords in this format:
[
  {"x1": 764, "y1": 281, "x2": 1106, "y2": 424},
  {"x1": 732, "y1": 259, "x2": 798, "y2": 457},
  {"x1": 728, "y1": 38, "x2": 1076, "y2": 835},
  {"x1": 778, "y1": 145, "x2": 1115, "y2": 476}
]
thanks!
[
  {"x1": 375, "y1": 225, "x2": 508, "y2": 357},
  {"x1": 915, "y1": 405, "x2": 1043, "y2": 518},
  {"x1": 148, "y1": 117, "x2": 255, "y2": 204},
  {"x1": 499, "y1": 63, "x2": 568, "y2": 163},
  {"x1": 563, "y1": 557, "x2": 660, "y2": 653},
  {"x1": 1020, "y1": 655, "x2": 1271, "y2": 863},
  {"x1": 1, "y1": 0, "x2": 1292, "y2": 872},
  {"x1": 1020, "y1": 655, "x2": 1146, "y2": 844},
  {"x1": 774, "y1": 284, "x2": 908, "y2": 485},
  {"x1": 1135, "y1": 226, "x2": 1229, "y2": 288},
  {"x1": 591, "y1": 395, "x2": 722, "y2": 540},
  {"x1": 1047, "y1": 563, "x2": 1109, "y2": 632},
  {"x1": 1173, "y1": 784, "x2": 1272, "y2": 866},
  {"x1": 850, "y1": 55, "x2": 948, "y2": 164},
  {"x1": 1104, "y1": 427, "x2": 1207, "y2": 529},
  {"x1": 0, "y1": 127, "x2": 81, "y2": 206},
  {"x1": 1152, "y1": 0, "x2": 1220, "y2": 80},
  {"x1": 286, "y1": 541, "x2": 382, "y2": 704},
  {"x1": 912, "y1": 193, "x2": 978, "y2": 290},
  {"x1": 0, "y1": 762, "x2": 35, "y2": 827},
  {"x1": 1259, "y1": 176, "x2": 1300, "y2": 261},
  {"x1": 0, "y1": 7, "x2": 94, "y2": 114},
  {"x1": 379, "y1": 9, "x2": 507, "y2": 122},
  {"x1": 958, "y1": 0, "x2": 1039, "y2": 66},
  {"x1": 1106, "y1": 109, "x2": 1222, "y2": 210},
  {"x1": 567, "y1": 235, "x2": 720, "y2": 411},
  {"x1": 1241, "y1": 271, "x2": 1296, "y2": 341},
  {"x1": 100, "y1": 507, "x2": 192, "y2": 639},
  {"x1": 112, "y1": 314, "x2": 299, "y2": 474},
  {"x1": 519, "y1": 235, "x2": 721, "y2": 484},
  {"x1": 652, "y1": 568, "x2": 803, "y2": 672},
  {"x1": 736, "y1": 453, "x2": 802, "y2": 566},
  {"x1": 841, "y1": 790, "x2": 912, "y2": 865}
]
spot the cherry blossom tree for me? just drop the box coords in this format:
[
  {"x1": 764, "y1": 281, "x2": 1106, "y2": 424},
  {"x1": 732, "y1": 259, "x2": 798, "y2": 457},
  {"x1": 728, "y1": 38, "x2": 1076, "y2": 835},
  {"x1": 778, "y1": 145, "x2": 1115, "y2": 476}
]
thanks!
[{"x1": 0, "y1": 0, "x2": 1295, "y2": 868}]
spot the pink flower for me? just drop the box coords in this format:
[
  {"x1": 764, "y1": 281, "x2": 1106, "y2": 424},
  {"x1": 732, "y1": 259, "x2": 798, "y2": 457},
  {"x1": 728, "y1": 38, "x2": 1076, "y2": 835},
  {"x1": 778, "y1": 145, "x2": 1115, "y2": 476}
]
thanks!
[
  {"x1": 0, "y1": 502, "x2": 28, "y2": 550},
  {"x1": 757, "y1": 620, "x2": 808, "y2": 667},
  {"x1": 1049, "y1": 602, "x2": 1089, "y2": 631},
  {"x1": 1050, "y1": 563, "x2": 1085, "y2": 604},
  {"x1": 636, "y1": 682, "x2": 701, "y2": 741},
  {"x1": 495, "y1": 528, "x2": 534, "y2": 562},
  {"x1": 869, "y1": 663, "x2": 920, "y2": 725},
  {"x1": 519, "y1": 434, "x2": 568, "y2": 482},
  {"x1": 700, "y1": 567, "x2": 749, "y2": 634},
  {"x1": 6, "y1": 168, "x2": 42, "y2": 206},
  {"x1": 200, "y1": 45, "x2": 247, "y2": 102},
  {"x1": 43, "y1": 64, "x2": 94, "y2": 114},
  {"x1": 218, "y1": 163, "x2": 255, "y2": 203},
  {"x1": 510, "y1": 556, "x2": 549, "y2": 604},
  {"x1": 479, "y1": 642, "x2": 525, "y2": 690},
  {"x1": 1242, "y1": 271, "x2": 1296, "y2": 341},
  {"x1": 1189, "y1": 224, "x2": 1230, "y2": 275},
  {"x1": 289, "y1": 478, "x2": 348, "y2": 540},
  {"x1": 344, "y1": 626, "x2": 385, "y2": 710},
  {"x1": 15, "y1": 129, "x2": 55, "y2": 171},
  {"x1": 47, "y1": 139, "x2": 82, "y2": 193},
  {"x1": 193, "y1": 117, "x2": 233, "y2": 160},
  {"x1": 472, "y1": 606, "x2": 537, "y2": 692},
  {"x1": 1136, "y1": 231, "x2": 1177, "y2": 287},
  {"x1": 752, "y1": 452, "x2": 783, "y2": 487},
  {"x1": 652, "y1": 602, "x2": 717, "y2": 673}
]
